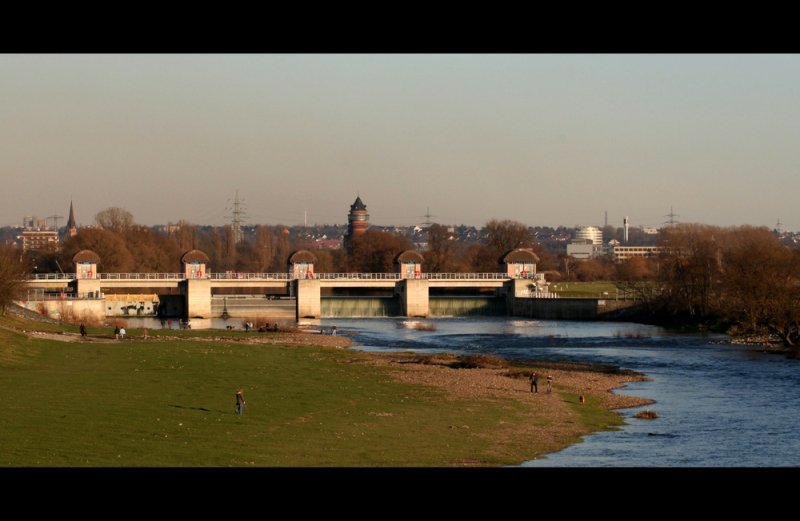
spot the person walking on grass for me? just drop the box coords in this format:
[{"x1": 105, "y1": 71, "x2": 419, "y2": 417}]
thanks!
[
  {"x1": 547, "y1": 374, "x2": 553, "y2": 393},
  {"x1": 114, "y1": 326, "x2": 120, "y2": 340},
  {"x1": 235, "y1": 388, "x2": 246, "y2": 416},
  {"x1": 79, "y1": 323, "x2": 86, "y2": 338},
  {"x1": 530, "y1": 372, "x2": 538, "y2": 393}
]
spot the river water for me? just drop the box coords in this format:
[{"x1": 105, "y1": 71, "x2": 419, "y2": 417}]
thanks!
[
  {"x1": 125, "y1": 316, "x2": 800, "y2": 466},
  {"x1": 321, "y1": 317, "x2": 800, "y2": 467}
]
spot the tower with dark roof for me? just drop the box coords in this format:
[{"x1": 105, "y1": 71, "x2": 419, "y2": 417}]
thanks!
[
  {"x1": 344, "y1": 196, "x2": 369, "y2": 251},
  {"x1": 66, "y1": 200, "x2": 77, "y2": 238}
]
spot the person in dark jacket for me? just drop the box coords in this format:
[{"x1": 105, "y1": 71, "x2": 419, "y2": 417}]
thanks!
[{"x1": 235, "y1": 388, "x2": 246, "y2": 416}]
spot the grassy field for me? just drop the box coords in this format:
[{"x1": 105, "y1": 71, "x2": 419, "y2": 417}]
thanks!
[
  {"x1": 549, "y1": 281, "x2": 622, "y2": 298},
  {"x1": 0, "y1": 316, "x2": 626, "y2": 467}
]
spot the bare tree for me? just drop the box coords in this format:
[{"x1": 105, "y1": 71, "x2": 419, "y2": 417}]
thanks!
[
  {"x1": 0, "y1": 244, "x2": 29, "y2": 314},
  {"x1": 123, "y1": 225, "x2": 181, "y2": 272},
  {"x1": 170, "y1": 220, "x2": 197, "y2": 251},
  {"x1": 615, "y1": 257, "x2": 657, "y2": 282},
  {"x1": 60, "y1": 228, "x2": 135, "y2": 273},
  {"x1": 657, "y1": 224, "x2": 724, "y2": 317},
  {"x1": 656, "y1": 224, "x2": 800, "y2": 353},
  {"x1": 485, "y1": 219, "x2": 533, "y2": 253},
  {"x1": 346, "y1": 230, "x2": 414, "y2": 273},
  {"x1": 716, "y1": 226, "x2": 800, "y2": 350},
  {"x1": 573, "y1": 258, "x2": 614, "y2": 281},
  {"x1": 472, "y1": 219, "x2": 534, "y2": 272},
  {"x1": 267, "y1": 227, "x2": 291, "y2": 273},
  {"x1": 425, "y1": 224, "x2": 458, "y2": 272},
  {"x1": 95, "y1": 207, "x2": 135, "y2": 232}
]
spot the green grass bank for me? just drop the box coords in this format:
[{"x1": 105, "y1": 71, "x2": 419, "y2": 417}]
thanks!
[{"x1": 0, "y1": 316, "x2": 646, "y2": 466}]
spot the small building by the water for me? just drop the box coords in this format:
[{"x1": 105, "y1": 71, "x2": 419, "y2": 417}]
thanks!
[
  {"x1": 288, "y1": 250, "x2": 317, "y2": 279},
  {"x1": 394, "y1": 250, "x2": 424, "y2": 279},
  {"x1": 500, "y1": 248, "x2": 539, "y2": 278},
  {"x1": 73, "y1": 249, "x2": 100, "y2": 280},
  {"x1": 181, "y1": 249, "x2": 209, "y2": 279}
]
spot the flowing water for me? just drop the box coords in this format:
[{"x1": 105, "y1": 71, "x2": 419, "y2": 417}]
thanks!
[
  {"x1": 124, "y1": 315, "x2": 800, "y2": 466},
  {"x1": 318, "y1": 317, "x2": 800, "y2": 467}
]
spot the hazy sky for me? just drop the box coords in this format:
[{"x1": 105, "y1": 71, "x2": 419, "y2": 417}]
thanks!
[{"x1": 2, "y1": 54, "x2": 799, "y2": 230}]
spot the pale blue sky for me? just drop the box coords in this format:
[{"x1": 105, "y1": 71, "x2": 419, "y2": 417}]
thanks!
[{"x1": 2, "y1": 54, "x2": 798, "y2": 230}]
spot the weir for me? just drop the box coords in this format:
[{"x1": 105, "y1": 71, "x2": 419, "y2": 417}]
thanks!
[
  {"x1": 210, "y1": 295, "x2": 296, "y2": 320},
  {"x1": 321, "y1": 297, "x2": 401, "y2": 318},
  {"x1": 429, "y1": 296, "x2": 507, "y2": 316},
  {"x1": 21, "y1": 247, "x2": 641, "y2": 322}
]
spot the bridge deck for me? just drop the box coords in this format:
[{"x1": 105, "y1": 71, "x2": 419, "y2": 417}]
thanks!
[{"x1": 26, "y1": 272, "x2": 515, "y2": 291}]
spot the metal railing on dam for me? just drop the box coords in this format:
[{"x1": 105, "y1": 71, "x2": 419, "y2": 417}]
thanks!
[
  {"x1": 99, "y1": 273, "x2": 186, "y2": 280},
  {"x1": 28, "y1": 272, "x2": 514, "y2": 281},
  {"x1": 28, "y1": 273, "x2": 75, "y2": 280},
  {"x1": 210, "y1": 273, "x2": 293, "y2": 280},
  {"x1": 28, "y1": 273, "x2": 186, "y2": 280},
  {"x1": 318, "y1": 273, "x2": 402, "y2": 280},
  {"x1": 421, "y1": 273, "x2": 513, "y2": 280}
]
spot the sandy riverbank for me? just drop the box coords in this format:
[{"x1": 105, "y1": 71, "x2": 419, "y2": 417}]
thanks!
[
  {"x1": 356, "y1": 351, "x2": 652, "y2": 462},
  {"x1": 247, "y1": 329, "x2": 653, "y2": 463}
]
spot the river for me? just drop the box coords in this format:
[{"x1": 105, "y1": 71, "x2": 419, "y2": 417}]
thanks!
[
  {"x1": 321, "y1": 317, "x2": 800, "y2": 467},
  {"x1": 125, "y1": 316, "x2": 800, "y2": 466}
]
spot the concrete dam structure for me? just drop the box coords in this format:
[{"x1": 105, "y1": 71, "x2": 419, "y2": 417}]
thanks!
[{"x1": 22, "y1": 248, "x2": 638, "y2": 322}]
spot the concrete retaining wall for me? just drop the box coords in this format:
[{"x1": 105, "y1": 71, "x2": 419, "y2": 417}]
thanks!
[
  {"x1": 18, "y1": 298, "x2": 106, "y2": 323},
  {"x1": 510, "y1": 297, "x2": 639, "y2": 320}
]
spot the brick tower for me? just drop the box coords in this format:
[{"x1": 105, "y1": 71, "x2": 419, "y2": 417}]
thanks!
[{"x1": 344, "y1": 196, "x2": 369, "y2": 251}]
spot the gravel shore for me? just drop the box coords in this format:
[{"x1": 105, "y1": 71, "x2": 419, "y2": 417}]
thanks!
[{"x1": 250, "y1": 329, "x2": 653, "y2": 463}]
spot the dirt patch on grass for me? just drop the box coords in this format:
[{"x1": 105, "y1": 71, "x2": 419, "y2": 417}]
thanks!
[
  {"x1": 243, "y1": 332, "x2": 352, "y2": 349},
  {"x1": 352, "y1": 351, "x2": 652, "y2": 465},
  {"x1": 14, "y1": 329, "x2": 119, "y2": 344}
]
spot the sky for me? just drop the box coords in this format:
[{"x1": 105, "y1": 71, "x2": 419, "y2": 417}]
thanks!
[{"x1": 2, "y1": 54, "x2": 799, "y2": 231}]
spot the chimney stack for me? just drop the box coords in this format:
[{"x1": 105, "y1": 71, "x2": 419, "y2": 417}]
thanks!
[{"x1": 623, "y1": 216, "x2": 629, "y2": 243}]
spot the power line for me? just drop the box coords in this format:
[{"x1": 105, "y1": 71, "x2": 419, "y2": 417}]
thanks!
[
  {"x1": 663, "y1": 206, "x2": 679, "y2": 227},
  {"x1": 420, "y1": 207, "x2": 436, "y2": 228},
  {"x1": 226, "y1": 190, "x2": 248, "y2": 243},
  {"x1": 47, "y1": 211, "x2": 64, "y2": 231}
]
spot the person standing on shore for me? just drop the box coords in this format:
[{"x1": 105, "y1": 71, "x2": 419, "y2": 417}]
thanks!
[
  {"x1": 235, "y1": 388, "x2": 246, "y2": 416},
  {"x1": 530, "y1": 372, "x2": 538, "y2": 393},
  {"x1": 547, "y1": 374, "x2": 553, "y2": 393}
]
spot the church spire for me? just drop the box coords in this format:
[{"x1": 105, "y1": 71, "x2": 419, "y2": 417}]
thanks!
[{"x1": 66, "y1": 200, "x2": 77, "y2": 238}]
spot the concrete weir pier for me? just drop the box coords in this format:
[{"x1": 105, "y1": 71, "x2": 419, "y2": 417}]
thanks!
[{"x1": 22, "y1": 248, "x2": 638, "y2": 322}]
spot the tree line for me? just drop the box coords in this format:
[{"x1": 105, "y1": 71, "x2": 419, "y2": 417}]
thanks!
[
  {"x1": 650, "y1": 224, "x2": 800, "y2": 351},
  {"x1": 22, "y1": 209, "x2": 559, "y2": 276},
  {"x1": 4, "y1": 208, "x2": 800, "y2": 354}
]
